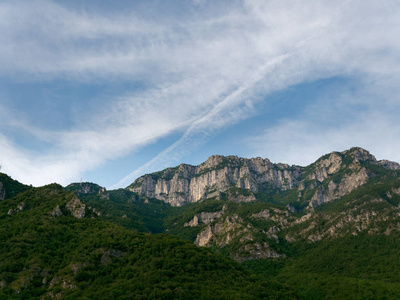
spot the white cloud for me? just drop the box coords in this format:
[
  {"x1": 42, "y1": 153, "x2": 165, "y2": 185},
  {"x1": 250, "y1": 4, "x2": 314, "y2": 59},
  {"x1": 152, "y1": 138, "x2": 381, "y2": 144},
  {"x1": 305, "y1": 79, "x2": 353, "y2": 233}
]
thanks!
[
  {"x1": 245, "y1": 78, "x2": 400, "y2": 166},
  {"x1": 0, "y1": 0, "x2": 400, "y2": 187}
]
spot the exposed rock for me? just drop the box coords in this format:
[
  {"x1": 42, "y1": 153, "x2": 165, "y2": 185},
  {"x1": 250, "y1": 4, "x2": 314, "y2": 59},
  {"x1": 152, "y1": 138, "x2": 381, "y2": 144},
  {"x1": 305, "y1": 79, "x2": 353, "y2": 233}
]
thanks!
[
  {"x1": 18, "y1": 202, "x2": 26, "y2": 211},
  {"x1": 128, "y1": 156, "x2": 302, "y2": 206},
  {"x1": 308, "y1": 152, "x2": 343, "y2": 182},
  {"x1": 98, "y1": 187, "x2": 110, "y2": 200},
  {"x1": 66, "y1": 182, "x2": 106, "y2": 196},
  {"x1": 232, "y1": 242, "x2": 285, "y2": 262},
  {"x1": 69, "y1": 262, "x2": 88, "y2": 275},
  {"x1": 51, "y1": 205, "x2": 63, "y2": 217},
  {"x1": 306, "y1": 149, "x2": 371, "y2": 209},
  {"x1": 88, "y1": 206, "x2": 101, "y2": 216},
  {"x1": 50, "y1": 277, "x2": 76, "y2": 293},
  {"x1": 195, "y1": 215, "x2": 247, "y2": 247},
  {"x1": 99, "y1": 192, "x2": 110, "y2": 200},
  {"x1": 391, "y1": 187, "x2": 400, "y2": 196},
  {"x1": 7, "y1": 209, "x2": 16, "y2": 216},
  {"x1": 378, "y1": 160, "x2": 400, "y2": 170},
  {"x1": 66, "y1": 197, "x2": 86, "y2": 219},
  {"x1": 80, "y1": 183, "x2": 97, "y2": 194},
  {"x1": 268, "y1": 226, "x2": 281, "y2": 234},
  {"x1": 286, "y1": 204, "x2": 296, "y2": 213},
  {"x1": 308, "y1": 234, "x2": 323, "y2": 242},
  {"x1": 345, "y1": 147, "x2": 377, "y2": 163},
  {"x1": 128, "y1": 147, "x2": 398, "y2": 209},
  {"x1": 206, "y1": 190, "x2": 221, "y2": 200},
  {"x1": 229, "y1": 192, "x2": 256, "y2": 203},
  {"x1": 294, "y1": 213, "x2": 312, "y2": 224},
  {"x1": 288, "y1": 196, "x2": 400, "y2": 242},
  {"x1": 251, "y1": 209, "x2": 270, "y2": 220},
  {"x1": 185, "y1": 210, "x2": 224, "y2": 227}
]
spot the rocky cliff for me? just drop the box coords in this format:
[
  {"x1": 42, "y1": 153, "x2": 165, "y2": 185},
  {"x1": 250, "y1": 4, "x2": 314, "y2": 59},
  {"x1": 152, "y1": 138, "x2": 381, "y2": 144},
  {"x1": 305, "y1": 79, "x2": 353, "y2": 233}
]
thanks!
[
  {"x1": 128, "y1": 147, "x2": 399, "y2": 208},
  {"x1": 128, "y1": 155, "x2": 303, "y2": 206},
  {"x1": 65, "y1": 182, "x2": 109, "y2": 200},
  {"x1": 297, "y1": 147, "x2": 400, "y2": 209}
]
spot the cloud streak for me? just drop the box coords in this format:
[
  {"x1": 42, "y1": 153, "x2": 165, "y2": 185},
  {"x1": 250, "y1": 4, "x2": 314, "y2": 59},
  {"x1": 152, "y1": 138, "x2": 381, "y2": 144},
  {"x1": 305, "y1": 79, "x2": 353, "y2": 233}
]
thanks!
[{"x1": 0, "y1": 0, "x2": 399, "y2": 187}]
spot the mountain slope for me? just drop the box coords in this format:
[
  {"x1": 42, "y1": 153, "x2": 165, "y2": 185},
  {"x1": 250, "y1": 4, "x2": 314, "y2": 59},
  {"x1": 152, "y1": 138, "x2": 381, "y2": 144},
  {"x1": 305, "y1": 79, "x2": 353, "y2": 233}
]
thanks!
[
  {"x1": 0, "y1": 184, "x2": 295, "y2": 299},
  {"x1": 65, "y1": 182, "x2": 174, "y2": 233},
  {"x1": 128, "y1": 147, "x2": 400, "y2": 210},
  {"x1": 0, "y1": 172, "x2": 31, "y2": 200},
  {"x1": 3, "y1": 146, "x2": 400, "y2": 299}
]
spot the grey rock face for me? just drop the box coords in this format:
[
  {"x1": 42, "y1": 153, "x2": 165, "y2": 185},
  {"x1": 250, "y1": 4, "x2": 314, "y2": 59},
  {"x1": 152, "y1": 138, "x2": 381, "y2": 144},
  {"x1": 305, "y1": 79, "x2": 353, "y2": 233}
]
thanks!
[
  {"x1": 194, "y1": 213, "x2": 287, "y2": 261},
  {"x1": 195, "y1": 215, "x2": 247, "y2": 247},
  {"x1": 66, "y1": 197, "x2": 86, "y2": 219},
  {"x1": 80, "y1": 183, "x2": 97, "y2": 194},
  {"x1": 306, "y1": 149, "x2": 372, "y2": 209},
  {"x1": 51, "y1": 205, "x2": 63, "y2": 217},
  {"x1": 18, "y1": 202, "x2": 26, "y2": 211},
  {"x1": 129, "y1": 156, "x2": 302, "y2": 206},
  {"x1": 128, "y1": 147, "x2": 400, "y2": 208},
  {"x1": 184, "y1": 209, "x2": 224, "y2": 227},
  {"x1": 378, "y1": 160, "x2": 400, "y2": 170}
]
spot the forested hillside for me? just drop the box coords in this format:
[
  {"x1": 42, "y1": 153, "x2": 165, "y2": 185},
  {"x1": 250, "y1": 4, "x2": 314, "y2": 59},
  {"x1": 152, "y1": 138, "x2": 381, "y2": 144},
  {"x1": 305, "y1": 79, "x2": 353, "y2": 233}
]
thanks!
[
  {"x1": 2, "y1": 147, "x2": 400, "y2": 298},
  {"x1": 0, "y1": 183, "x2": 295, "y2": 299}
]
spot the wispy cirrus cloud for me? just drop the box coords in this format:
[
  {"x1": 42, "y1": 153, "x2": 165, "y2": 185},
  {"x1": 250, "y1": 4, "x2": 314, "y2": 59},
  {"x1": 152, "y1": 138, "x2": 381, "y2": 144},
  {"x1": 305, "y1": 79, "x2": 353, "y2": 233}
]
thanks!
[
  {"x1": 245, "y1": 76, "x2": 400, "y2": 166},
  {"x1": 0, "y1": 0, "x2": 399, "y2": 187}
]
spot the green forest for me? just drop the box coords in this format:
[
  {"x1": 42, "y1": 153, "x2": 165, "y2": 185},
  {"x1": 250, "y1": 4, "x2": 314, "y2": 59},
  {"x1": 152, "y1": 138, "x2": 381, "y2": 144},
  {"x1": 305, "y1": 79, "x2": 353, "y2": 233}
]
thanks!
[{"x1": 2, "y1": 151, "x2": 400, "y2": 300}]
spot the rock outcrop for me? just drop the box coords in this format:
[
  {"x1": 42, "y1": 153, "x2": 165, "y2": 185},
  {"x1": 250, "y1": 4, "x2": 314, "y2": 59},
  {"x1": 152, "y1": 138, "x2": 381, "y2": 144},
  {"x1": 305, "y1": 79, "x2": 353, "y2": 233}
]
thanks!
[
  {"x1": 304, "y1": 148, "x2": 380, "y2": 209},
  {"x1": 378, "y1": 160, "x2": 400, "y2": 170},
  {"x1": 194, "y1": 215, "x2": 250, "y2": 247},
  {"x1": 128, "y1": 156, "x2": 302, "y2": 206},
  {"x1": 194, "y1": 213, "x2": 287, "y2": 261},
  {"x1": 51, "y1": 205, "x2": 63, "y2": 217},
  {"x1": 128, "y1": 147, "x2": 400, "y2": 209},
  {"x1": 184, "y1": 209, "x2": 224, "y2": 227},
  {"x1": 66, "y1": 197, "x2": 86, "y2": 219}
]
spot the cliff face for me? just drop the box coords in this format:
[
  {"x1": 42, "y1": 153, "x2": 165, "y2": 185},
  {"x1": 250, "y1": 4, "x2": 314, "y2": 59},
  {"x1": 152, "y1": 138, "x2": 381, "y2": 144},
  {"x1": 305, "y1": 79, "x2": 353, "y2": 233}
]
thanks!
[
  {"x1": 300, "y1": 147, "x2": 400, "y2": 209},
  {"x1": 65, "y1": 182, "x2": 109, "y2": 200},
  {"x1": 128, "y1": 147, "x2": 400, "y2": 208},
  {"x1": 128, "y1": 156, "x2": 303, "y2": 206}
]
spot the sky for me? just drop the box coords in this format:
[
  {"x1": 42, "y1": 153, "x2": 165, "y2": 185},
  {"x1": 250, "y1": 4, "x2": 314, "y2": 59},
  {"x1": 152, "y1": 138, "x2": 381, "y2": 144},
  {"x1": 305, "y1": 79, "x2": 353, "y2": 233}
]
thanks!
[{"x1": 1, "y1": 0, "x2": 400, "y2": 189}]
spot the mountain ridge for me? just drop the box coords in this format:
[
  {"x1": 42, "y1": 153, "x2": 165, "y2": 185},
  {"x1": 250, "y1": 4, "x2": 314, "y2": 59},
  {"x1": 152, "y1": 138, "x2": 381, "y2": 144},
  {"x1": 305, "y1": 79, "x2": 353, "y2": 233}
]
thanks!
[
  {"x1": 2, "y1": 146, "x2": 400, "y2": 298},
  {"x1": 127, "y1": 147, "x2": 400, "y2": 208}
]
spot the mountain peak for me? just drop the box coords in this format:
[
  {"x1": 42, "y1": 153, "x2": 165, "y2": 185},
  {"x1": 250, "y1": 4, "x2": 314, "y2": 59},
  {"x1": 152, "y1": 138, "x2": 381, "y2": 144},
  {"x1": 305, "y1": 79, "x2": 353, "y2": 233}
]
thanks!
[
  {"x1": 341, "y1": 147, "x2": 376, "y2": 163},
  {"x1": 127, "y1": 147, "x2": 400, "y2": 208}
]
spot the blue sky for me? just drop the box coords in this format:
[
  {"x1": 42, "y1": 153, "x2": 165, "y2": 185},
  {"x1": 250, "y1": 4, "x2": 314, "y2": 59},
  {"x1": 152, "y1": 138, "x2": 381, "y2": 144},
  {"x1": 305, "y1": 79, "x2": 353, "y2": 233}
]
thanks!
[{"x1": 1, "y1": 0, "x2": 400, "y2": 188}]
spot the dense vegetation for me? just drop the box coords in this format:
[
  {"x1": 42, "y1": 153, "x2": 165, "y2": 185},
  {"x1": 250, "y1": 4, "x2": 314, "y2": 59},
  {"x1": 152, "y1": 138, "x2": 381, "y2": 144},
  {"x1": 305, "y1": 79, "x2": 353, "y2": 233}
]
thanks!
[
  {"x1": 244, "y1": 233, "x2": 400, "y2": 299},
  {"x1": 65, "y1": 183, "x2": 174, "y2": 233},
  {"x1": 0, "y1": 184, "x2": 296, "y2": 299},
  {"x1": 0, "y1": 173, "x2": 31, "y2": 199},
  {"x1": 3, "y1": 148, "x2": 400, "y2": 299}
]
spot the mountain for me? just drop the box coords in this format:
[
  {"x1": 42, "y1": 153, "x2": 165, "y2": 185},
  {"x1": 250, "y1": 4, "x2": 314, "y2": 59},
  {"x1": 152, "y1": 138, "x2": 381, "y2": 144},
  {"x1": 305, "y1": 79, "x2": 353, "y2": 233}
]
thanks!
[
  {"x1": 128, "y1": 147, "x2": 400, "y2": 258},
  {"x1": 124, "y1": 147, "x2": 400, "y2": 298},
  {"x1": 2, "y1": 146, "x2": 400, "y2": 299},
  {"x1": 127, "y1": 155, "x2": 302, "y2": 207},
  {"x1": 128, "y1": 147, "x2": 400, "y2": 209},
  {"x1": 0, "y1": 172, "x2": 31, "y2": 200},
  {"x1": 0, "y1": 184, "x2": 295, "y2": 299}
]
